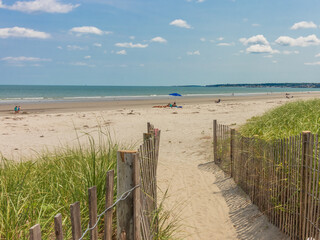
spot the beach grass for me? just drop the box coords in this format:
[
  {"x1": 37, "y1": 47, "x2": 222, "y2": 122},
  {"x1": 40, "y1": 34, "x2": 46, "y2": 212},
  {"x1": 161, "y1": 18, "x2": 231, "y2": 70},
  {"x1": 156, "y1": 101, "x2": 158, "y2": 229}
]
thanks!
[
  {"x1": 0, "y1": 130, "x2": 121, "y2": 239},
  {"x1": 239, "y1": 99, "x2": 320, "y2": 140},
  {"x1": 0, "y1": 129, "x2": 177, "y2": 239}
]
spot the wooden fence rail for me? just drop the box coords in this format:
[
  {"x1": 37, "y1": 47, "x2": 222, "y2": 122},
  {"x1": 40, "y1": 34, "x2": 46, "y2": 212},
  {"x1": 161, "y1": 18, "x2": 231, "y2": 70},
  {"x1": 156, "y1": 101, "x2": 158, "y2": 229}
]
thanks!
[
  {"x1": 28, "y1": 122, "x2": 160, "y2": 240},
  {"x1": 214, "y1": 119, "x2": 320, "y2": 240}
]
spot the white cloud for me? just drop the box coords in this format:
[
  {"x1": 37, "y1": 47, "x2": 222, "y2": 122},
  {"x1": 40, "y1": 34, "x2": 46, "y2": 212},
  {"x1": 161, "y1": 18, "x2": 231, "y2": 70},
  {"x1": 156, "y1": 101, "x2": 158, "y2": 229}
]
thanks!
[
  {"x1": 70, "y1": 26, "x2": 110, "y2": 36},
  {"x1": 283, "y1": 50, "x2": 299, "y2": 55},
  {"x1": 246, "y1": 44, "x2": 276, "y2": 54},
  {"x1": 93, "y1": 43, "x2": 102, "y2": 47},
  {"x1": 116, "y1": 50, "x2": 127, "y2": 55},
  {"x1": 84, "y1": 55, "x2": 91, "y2": 59},
  {"x1": 67, "y1": 45, "x2": 86, "y2": 50},
  {"x1": 129, "y1": 36, "x2": 135, "y2": 40},
  {"x1": 115, "y1": 42, "x2": 148, "y2": 48},
  {"x1": 240, "y1": 34, "x2": 278, "y2": 54},
  {"x1": 200, "y1": 37, "x2": 206, "y2": 42},
  {"x1": 151, "y1": 36, "x2": 167, "y2": 43},
  {"x1": 57, "y1": 46, "x2": 62, "y2": 50},
  {"x1": 291, "y1": 21, "x2": 317, "y2": 30},
  {"x1": 217, "y1": 37, "x2": 224, "y2": 41},
  {"x1": 239, "y1": 35, "x2": 269, "y2": 46},
  {"x1": 315, "y1": 53, "x2": 320, "y2": 57},
  {"x1": 272, "y1": 60, "x2": 277, "y2": 64},
  {"x1": 70, "y1": 62, "x2": 95, "y2": 67},
  {"x1": 2, "y1": 56, "x2": 51, "y2": 62},
  {"x1": 0, "y1": 27, "x2": 50, "y2": 39},
  {"x1": 275, "y1": 34, "x2": 320, "y2": 47},
  {"x1": 187, "y1": 50, "x2": 200, "y2": 55},
  {"x1": 252, "y1": 23, "x2": 260, "y2": 27},
  {"x1": 0, "y1": 0, "x2": 79, "y2": 13},
  {"x1": 169, "y1": 19, "x2": 192, "y2": 29},
  {"x1": 304, "y1": 61, "x2": 320, "y2": 66},
  {"x1": 217, "y1": 42, "x2": 233, "y2": 46}
]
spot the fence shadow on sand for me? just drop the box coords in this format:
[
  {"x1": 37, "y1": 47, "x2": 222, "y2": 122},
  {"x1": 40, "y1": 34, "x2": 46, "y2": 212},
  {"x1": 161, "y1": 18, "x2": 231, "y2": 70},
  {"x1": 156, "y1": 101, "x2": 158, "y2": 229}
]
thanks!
[{"x1": 198, "y1": 161, "x2": 289, "y2": 240}]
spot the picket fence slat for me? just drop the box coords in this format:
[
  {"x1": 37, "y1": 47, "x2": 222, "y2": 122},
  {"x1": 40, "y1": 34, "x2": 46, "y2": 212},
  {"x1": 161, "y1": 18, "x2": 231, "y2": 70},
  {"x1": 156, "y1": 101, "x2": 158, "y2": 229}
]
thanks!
[
  {"x1": 54, "y1": 213, "x2": 64, "y2": 240},
  {"x1": 27, "y1": 123, "x2": 160, "y2": 240},
  {"x1": 214, "y1": 119, "x2": 320, "y2": 240}
]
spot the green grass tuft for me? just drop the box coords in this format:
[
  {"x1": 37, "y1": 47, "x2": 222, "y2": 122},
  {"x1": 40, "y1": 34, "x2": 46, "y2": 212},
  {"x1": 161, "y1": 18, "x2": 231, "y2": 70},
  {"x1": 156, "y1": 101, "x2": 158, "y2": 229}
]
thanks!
[
  {"x1": 0, "y1": 131, "x2": 121, "y2": 239},
  {"x1": 0, "y1": 128, "x2": 179, "y2": 239},
  {"x1": 240, "y1": 99, "x2": 320, "y2": 140}
]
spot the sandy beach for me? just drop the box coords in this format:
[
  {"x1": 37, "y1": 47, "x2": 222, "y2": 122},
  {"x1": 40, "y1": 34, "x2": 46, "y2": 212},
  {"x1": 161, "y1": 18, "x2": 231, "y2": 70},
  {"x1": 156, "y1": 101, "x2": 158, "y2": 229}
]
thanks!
[{"x1": 1, "y1": 91, "x2": 319, "y2": 239}]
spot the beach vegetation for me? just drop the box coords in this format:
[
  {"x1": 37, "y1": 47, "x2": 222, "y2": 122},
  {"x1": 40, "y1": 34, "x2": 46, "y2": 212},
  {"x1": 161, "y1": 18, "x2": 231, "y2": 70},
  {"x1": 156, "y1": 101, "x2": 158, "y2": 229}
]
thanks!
[
  {"x1": 0, "y1": 130, "x2": 178, "y2": 239},
  {"x1": 240, "y1": 99, "x2": 320, "y2": 140}
]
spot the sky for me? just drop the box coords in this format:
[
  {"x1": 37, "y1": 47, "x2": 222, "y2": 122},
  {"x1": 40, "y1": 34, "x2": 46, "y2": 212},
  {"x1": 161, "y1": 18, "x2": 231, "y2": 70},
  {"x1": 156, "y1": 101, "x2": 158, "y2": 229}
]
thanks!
[{"x1": 1, "y1": 0, "x2": 320, "y2": 86}]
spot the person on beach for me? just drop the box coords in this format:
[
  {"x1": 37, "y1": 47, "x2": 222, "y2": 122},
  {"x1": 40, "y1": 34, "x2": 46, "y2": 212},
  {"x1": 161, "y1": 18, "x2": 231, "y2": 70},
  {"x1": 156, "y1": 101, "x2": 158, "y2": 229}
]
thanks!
[
  {"x1": 18, "y1": 106, "x2": 21, "y2": 113},
  {"x1": 172, "y1": 102, "x2": 177, "y2": 107},
  {"x1": 14, "y1": 106, "x2": 18, "y2": 113}
]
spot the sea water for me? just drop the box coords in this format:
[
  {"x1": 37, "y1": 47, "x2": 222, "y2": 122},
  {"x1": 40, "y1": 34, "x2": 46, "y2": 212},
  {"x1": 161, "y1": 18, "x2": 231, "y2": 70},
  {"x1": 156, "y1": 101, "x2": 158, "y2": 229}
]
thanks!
[{"x1": 0, "y1": 85, "x2": 319, "y2": 104}]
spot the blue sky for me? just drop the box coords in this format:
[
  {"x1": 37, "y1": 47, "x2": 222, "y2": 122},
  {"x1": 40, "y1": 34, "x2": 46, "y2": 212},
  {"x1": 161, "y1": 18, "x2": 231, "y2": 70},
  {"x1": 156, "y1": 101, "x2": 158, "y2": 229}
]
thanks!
[{"x1": 1, "y1": 0, "x2": 320, "y2": 86}]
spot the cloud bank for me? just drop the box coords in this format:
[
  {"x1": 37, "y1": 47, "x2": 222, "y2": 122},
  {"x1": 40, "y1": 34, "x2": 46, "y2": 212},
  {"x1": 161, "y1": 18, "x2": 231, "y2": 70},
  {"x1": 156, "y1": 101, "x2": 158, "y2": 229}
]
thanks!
[
  {"x1": 0, "y1": 27, "x2": 50, "y2": 39},
  {"x1": 291, "y1": 21, "x2": 317, "y2": 30},
  {"x1": 0, "y1": 0, "x2": 79, "y2": 13},
  {"x1": 239, "y1": 34, "x2": 278, "y2": 53},
  {"x1": 275, "y1": 34, "x2": 320, "y2": 47}
]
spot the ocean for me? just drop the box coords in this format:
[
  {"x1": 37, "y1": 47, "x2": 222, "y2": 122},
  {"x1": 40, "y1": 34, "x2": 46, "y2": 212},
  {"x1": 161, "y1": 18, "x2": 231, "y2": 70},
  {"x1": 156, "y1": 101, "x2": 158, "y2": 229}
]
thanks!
[{"x1": 0, "y1": 85, "x2": 319, "y2": 104}]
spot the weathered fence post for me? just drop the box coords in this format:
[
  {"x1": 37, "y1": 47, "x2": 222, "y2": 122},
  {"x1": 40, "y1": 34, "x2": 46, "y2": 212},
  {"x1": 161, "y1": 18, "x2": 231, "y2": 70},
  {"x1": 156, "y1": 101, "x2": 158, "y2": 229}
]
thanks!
[
  {"x1": 143, "y1": 133, "x2": 152, "y2": 141},
  {"x1": 70, "y1": 202, "x2": 82, "y2": 240},
  {"x1": 117, "y1": 150, "x2": 139, "y2": 240},
  {"x1": 133, "y1": 153, "x2": 141, "y2": 240},
  {"x1": 230, "y1": 129, "x2": 235, "y2": 177},
  {"x1": 213, "y1": 120, "x2": 217, "y2": 162},
  {"x1": 120, "y1": 230, "x2": 127, "y2": 240},
  {"x1": 147, "y1": 122, "x2": 152, "y2": 134},
  {"x1": 54, "y1": 213, "x2": 64, "y2": 240},
  {"x1": 88, "y1": 186, "x2": 98, "y2": 240},
  {"x1": 104, "y1": 170, "x2": 114, "y2": 240},
  {"x1": 300, "y1": 131, "x2": 311, "y2": 239},
  {"x1": 30, "y1": 224, "x2": 42, "y2": 240}
]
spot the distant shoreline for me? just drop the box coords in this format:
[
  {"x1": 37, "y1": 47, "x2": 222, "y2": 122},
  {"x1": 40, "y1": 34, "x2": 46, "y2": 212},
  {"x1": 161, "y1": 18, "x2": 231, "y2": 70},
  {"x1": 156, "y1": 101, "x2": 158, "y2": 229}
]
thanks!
[{"x1": 180, "y1": 83, "x2": 320, "y2": 88}]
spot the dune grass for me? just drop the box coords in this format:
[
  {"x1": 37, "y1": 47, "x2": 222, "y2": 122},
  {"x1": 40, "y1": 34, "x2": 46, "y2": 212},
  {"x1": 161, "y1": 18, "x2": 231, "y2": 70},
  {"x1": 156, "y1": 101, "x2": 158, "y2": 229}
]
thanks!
[
  {"x1": 0, "y1": 129, "x2": 180, "y2": 239},
  {"x1": 0, "y1": 131, "x2": 121, "y2": 239},
  {"x1": 240, "y1": 99, "x2": 320, "y2": 140}
]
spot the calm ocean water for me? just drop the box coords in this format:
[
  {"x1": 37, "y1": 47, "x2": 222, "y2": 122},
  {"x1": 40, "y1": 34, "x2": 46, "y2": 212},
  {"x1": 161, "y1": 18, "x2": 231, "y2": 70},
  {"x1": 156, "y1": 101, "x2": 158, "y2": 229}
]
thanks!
[{"x1": 0, "y1": 85, "x2": 319, "y2": 104}]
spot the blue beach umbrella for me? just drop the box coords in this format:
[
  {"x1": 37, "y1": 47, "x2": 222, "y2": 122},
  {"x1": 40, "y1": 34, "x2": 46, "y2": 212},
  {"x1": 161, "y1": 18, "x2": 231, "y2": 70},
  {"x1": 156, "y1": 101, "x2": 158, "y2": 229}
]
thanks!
[{"x1": 169, "y1": 93, "x2": 182, "y2": 97}]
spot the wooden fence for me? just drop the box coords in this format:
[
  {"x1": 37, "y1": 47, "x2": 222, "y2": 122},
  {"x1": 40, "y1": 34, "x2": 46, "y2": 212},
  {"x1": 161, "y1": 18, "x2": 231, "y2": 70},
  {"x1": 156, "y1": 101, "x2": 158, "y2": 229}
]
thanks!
[
  {"x1": 29, "y1": 122, "x2": 160, "y2": 240},
  {"x1": 213, "y1": 120, "x2": 320, "y2": 240}
]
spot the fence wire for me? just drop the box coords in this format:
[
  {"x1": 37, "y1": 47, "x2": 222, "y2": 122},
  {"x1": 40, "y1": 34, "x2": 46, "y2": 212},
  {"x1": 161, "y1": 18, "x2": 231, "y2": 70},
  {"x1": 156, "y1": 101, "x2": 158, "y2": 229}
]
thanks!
[{"x1": 79, "y1": 184, "x2": 140, "y2": 240}]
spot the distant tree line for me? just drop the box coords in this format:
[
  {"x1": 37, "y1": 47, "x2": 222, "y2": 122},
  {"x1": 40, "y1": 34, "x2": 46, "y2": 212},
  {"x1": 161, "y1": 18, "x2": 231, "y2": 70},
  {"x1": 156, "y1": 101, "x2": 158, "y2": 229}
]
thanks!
[{"x1": 205, "y1": 83, "x2": 320, "y2": 88}]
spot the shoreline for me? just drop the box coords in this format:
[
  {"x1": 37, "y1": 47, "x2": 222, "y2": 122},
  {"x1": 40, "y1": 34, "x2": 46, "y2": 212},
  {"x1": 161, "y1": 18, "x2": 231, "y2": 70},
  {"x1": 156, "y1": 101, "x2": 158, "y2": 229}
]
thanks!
[{"x1": 1, "y1": 91, "x2": 320, "y2": 116}]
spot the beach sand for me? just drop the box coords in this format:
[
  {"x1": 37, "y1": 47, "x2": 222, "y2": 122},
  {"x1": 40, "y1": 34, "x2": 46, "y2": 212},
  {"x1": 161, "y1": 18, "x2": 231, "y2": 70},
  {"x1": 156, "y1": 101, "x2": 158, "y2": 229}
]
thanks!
[{"x1": 1, "y1": 91, "x2": 318, "y2": 239}]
